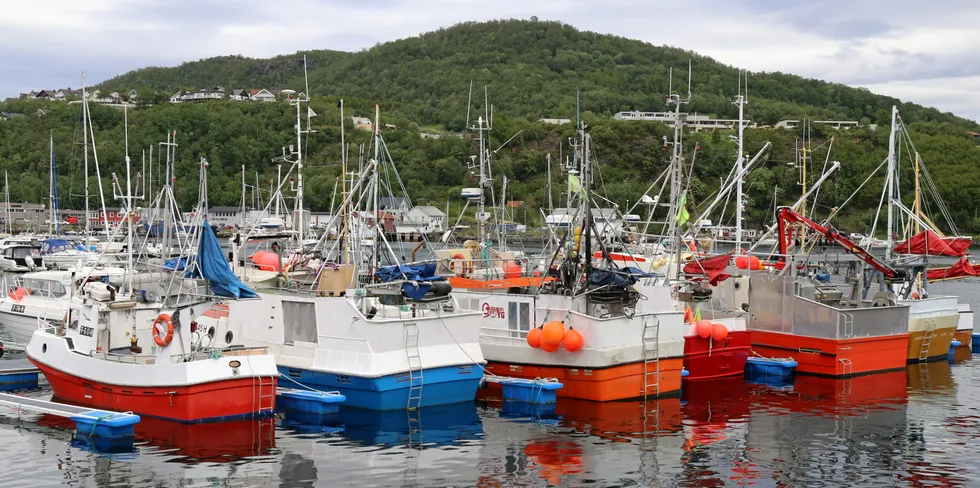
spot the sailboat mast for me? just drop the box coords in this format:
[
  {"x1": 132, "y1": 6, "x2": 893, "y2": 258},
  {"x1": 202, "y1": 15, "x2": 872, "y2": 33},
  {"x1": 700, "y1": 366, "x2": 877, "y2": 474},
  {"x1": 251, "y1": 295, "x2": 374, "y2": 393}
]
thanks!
[
  {"x1": 581, "y1": 123, "x2": 592, "y2": 279},
  {"x1": 3, "y1": 171, "x2": 9, "y2": 234},
  {"x1": 547, "y1": 153, "x2": 553, "y2": 213},
  {"x1": 372, "y1": 104, "x2": 381, "y2": 272},
  {"x1": 49, "y1": 130, "x2": 54, "y2": 235},
  {"x1": 124, "y1": 107, "x2": 134, "y2": 295},
  {"x1": 886, "y1": 106, "x2": 898, "y2": 261},
  {"x1": 734, "y1": 69, "x2": 747, "y2": 252},
  {"x1": 82, "y1": 72, "x2": 91, "y2": 237}
]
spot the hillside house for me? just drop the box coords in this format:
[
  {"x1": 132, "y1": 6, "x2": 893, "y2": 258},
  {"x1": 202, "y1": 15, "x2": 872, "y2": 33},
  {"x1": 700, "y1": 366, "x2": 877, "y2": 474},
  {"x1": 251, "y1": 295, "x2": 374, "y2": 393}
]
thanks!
[
  {"x1": 538, "y1": 118, "x2": 571, "y2": 125},
  {"x1": 181, "y1": 87, "x2": 225, "y2": 102},
  {"x1": 128, "y1": 89, "x2": 138, "y2": 101},
  {"x1": 352, "y1": 116, "x2": 373, "y2": 131},
  {"x1": 249, "y1": 89, "x2": 276, "y2": 102},
  {"x1": 229, "y1": 89, "x2": 249, "y2": 101},
  {"x1": 776, "y1": 119, "x2": 861, "y2": 130},
  {"x1": 404, "y1": 206, "x2": 447, "y2": 234},
  {"x1": 169, "y1": 91, "x2": 183, "y2": 103}
]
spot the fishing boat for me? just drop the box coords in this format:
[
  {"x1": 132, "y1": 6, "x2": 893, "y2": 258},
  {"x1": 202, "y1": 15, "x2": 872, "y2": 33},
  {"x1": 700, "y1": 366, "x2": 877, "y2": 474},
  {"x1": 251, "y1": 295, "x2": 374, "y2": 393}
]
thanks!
[
  {"x1": 0, "y1": 265, "x2": 126, "y2": 344},
  {"x1": 747, "y1": 207, "x2": 911, "y2": 377},
  {"x1": 464, "y1": 111, "x2": 685, "y2": 401},
  {"x1": 878, "y1": 106, "x2": 966, "y2": 362},
  {"x1": 204, "y1": 95, "x2": 485, "y2": 411},
  {"x1": 27, "y1": 120, "x2": 278, "y2": 422}
]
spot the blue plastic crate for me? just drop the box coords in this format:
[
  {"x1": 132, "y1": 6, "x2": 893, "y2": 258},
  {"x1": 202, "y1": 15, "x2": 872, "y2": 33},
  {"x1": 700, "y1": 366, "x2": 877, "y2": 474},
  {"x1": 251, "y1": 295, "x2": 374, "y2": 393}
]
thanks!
[
  {"x1": 745, "y1": 357, "x2": 797, "y2": 377},
  {"x1": 70, "y1": 410, "x2": 140, "y2": 439},
  {"x1": 278, "y1": 389, "x2": 346, "y2": 415},
  {"x1": 499, "y1": 379, "x2": 563, "y2": 404},
  {"x1": 973, "y1": 333, "x2": 980, "y2": 354}
]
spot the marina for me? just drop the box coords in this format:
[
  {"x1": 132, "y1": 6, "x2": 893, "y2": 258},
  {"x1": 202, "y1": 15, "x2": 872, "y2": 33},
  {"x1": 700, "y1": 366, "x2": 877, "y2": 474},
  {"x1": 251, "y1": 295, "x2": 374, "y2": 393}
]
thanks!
[{"x1": 2, "y1": 9, "x2": 980, "y2": 484}]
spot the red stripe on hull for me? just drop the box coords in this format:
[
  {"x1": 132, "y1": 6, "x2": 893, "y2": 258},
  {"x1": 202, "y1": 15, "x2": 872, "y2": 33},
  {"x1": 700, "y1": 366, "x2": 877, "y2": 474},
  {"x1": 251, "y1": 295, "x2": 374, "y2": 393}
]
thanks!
[
  {"x1": 485, "y1": 358, "x2": 683, "y2": 401},
  {"x1": 683, "y1": 331, "x2": 751, "y2": 380},
  {"x1": 749, "y1": 330, "x2": 908, "y2": 377},
  {"x1": 30, "y1": 359, "x2": 277, "y2": 423}
]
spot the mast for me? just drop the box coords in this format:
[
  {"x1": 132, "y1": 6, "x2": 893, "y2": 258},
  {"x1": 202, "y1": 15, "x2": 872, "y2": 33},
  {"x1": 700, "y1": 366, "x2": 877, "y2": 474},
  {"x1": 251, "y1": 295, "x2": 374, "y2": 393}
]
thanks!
[
  {"x1": 86, "y1": 99, "x2": 110, "y2": 234},
  {"x1": 666, "y1": 62, "x2": 692, "y2": 280},
  {"x1": 733, "y1": 69, "x2": 747, "y2": 253},
  {"x1": 886, "y1": 106, "x2": 898, "y2": 261},
  {"x1": 339, "y1": 98, "x2": 348, "y2": 264},
  {"x1": 82, "y1": 72, "x2": 91, "y2": 237},
  {"x1": 372, "y1": 104, "x2": 381, "y2": 272},
  {"x1": 240, "y1": 165, "x2": 246, "y2": 226},
  {"x1": 547, "y1": 153, "x2": 553, "y2": 214},
  {"x1": 3, "y1": 171, "x2": 9, "y2": 234},
  {"x1": 49, "y1": 130, "x2": 54, "y2": 235},
  {"x1": 581, "y1": 121, "x2": 592, "y2": 279}
]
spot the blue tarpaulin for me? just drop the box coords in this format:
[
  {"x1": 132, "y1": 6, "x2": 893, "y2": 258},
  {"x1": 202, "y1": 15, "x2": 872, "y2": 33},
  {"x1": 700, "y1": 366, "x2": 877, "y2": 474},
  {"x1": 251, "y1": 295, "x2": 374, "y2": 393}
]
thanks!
[
  {"x1": 374, "y1": 263, "x2": 445, "y2": 301},
  {"x1": 587, "y1": 267, "x2": 653, "y2": 288},
  {"x1": 185, "y1": 220, "x2": 257, "y2": 299}
]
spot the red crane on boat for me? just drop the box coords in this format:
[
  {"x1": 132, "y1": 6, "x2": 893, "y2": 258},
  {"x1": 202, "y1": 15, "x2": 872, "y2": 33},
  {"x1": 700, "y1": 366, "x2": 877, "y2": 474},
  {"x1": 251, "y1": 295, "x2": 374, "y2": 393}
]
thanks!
[{"x1": 775, "y1": 206, "x2": 906, "y2": 282}]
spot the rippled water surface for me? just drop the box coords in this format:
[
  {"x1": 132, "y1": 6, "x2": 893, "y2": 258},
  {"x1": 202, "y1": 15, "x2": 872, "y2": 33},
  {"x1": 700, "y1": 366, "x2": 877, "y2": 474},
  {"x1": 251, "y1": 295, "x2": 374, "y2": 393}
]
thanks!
[{"x1": 1, "y1": 280, "x2": 979, "y2": 487}]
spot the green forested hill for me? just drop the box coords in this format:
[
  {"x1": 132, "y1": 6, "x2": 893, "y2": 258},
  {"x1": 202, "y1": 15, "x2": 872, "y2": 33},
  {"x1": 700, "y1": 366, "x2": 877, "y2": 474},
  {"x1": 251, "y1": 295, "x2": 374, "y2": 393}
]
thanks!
[
  {"x1": 97, "y1": 19, "x2": 976, "y2": 130},
  {"x1": 2, "y1": 19, "x2": 980, "y2": 235}
]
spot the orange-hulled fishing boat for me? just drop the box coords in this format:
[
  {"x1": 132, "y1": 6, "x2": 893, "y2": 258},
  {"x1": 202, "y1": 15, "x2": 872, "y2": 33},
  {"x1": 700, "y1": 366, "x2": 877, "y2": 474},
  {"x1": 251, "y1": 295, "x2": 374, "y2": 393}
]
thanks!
[{"x1": 747, "y1": 207, "x2": 911, "y2": 377}]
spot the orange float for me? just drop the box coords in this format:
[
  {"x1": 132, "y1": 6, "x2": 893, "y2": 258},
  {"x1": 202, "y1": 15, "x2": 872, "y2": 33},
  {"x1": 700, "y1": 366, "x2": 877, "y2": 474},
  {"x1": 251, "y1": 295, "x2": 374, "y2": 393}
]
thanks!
[
  {"x1": 711, "y1": 323, "x2": 728, "y2": 341},
  {"x1": 563, "y1": 329, "x2": 584, "y2": 352},
  {"x1": 542, "y1": 321, "x2": 565, "y2": 346},
  {"x1": 541, "y1": 341, "x2": 559, "y2": 352},
  {"x1": 152, "y1": 313, "x2": 174, "y2": 347},
  {"x1": 735, "y1": 256, "x2": 749, "y2": 269},
  {"x1": 526, "y1": 327, "x2": 542, "y2": 348},
  {"x1": 696, "y1": 319, "x2": 713, "y2": 339}
]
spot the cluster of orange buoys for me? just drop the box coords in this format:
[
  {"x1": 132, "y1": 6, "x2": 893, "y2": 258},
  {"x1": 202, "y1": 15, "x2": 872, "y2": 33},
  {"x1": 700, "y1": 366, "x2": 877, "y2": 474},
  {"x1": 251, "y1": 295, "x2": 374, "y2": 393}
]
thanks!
[
  {"x1": 526, "y1": 321, "x2": 584, "y2": 352},
  {"x1": 250, "y1": 251, "x2": 281, "y2": 271},
  {"x1": 683, "y1": 308, "x2": 729, "y2": 341}
]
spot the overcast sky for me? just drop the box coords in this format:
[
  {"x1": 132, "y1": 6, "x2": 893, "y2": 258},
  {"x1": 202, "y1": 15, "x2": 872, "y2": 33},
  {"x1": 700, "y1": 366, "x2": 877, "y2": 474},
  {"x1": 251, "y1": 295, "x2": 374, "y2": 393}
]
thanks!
[{"x1": 4, "y1": 0, "x2": 978, "y2": 120}]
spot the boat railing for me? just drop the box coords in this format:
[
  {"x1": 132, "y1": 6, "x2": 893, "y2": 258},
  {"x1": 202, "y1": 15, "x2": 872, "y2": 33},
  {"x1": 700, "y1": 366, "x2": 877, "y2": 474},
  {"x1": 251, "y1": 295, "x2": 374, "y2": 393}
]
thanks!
[
  {"x1": 90, "y1": 346, "x2": 271, "y2": 364},
  {"x1": 479, "y1": 324, "x2": 528, "y2": 343}
]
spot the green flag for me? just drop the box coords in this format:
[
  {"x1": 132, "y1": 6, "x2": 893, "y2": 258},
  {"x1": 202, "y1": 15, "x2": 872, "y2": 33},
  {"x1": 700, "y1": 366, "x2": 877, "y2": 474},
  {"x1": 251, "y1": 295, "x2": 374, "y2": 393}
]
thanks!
[
  {"x1": 695, "y1": 307, "x2": 702, "y2": 322},
  {"x1": 568, "y1": 174, "x2": 585, "y2": 196},
  {"x1": 675, "y1": 193, "x2": 690, "y2": 226}
]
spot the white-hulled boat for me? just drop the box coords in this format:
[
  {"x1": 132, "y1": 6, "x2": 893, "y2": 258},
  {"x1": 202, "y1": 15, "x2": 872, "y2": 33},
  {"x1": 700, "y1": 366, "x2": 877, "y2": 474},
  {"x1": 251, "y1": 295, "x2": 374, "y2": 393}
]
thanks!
[
  {"x1": 0, "y1": 237, "x2": 45, "y2": 272},
  {"x1": 0, "y1": 265, "x2": 126, "y2": 344}
]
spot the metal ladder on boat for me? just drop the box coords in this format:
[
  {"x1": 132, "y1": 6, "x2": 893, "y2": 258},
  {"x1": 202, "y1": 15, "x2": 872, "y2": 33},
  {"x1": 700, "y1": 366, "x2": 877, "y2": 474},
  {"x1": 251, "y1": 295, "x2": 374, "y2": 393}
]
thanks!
[
  {"x1": 256, "y1": 376, "x2": 276, "y2": 415},
  {"x1": 405, "y1": 323, "x2": 423, "y2": 411},
  {"x1": 918, "y1": 318, "x2": 937, "y2": 362},
  {"x1": 641, "y1": 317, "x2": 660, "y2": 398}
]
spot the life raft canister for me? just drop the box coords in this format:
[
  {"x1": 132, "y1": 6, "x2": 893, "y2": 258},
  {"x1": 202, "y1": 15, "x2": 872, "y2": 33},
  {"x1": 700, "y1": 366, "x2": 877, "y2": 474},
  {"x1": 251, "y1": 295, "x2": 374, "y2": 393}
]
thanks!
[{"x1": 153, "y1": 313, "x2": 174, "y2": 347}]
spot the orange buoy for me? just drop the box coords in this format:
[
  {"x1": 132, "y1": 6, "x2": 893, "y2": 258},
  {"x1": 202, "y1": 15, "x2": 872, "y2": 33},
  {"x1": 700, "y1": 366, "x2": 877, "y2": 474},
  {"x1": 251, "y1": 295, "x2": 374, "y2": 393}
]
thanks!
[
  {"x1": 541, "y1": 341, "x2": 560, "y2": 352},
  {"x1": 542, "y1": 321, "x2": 565, "y2": 346},
  {"x1": 563, "y1": 329, "x2": 584, "y2": 352},
  {"x1": 711, "y1": 323, "x2": 729, "y2": 341},
  {"x1": 696, "y1": 319, "x2": 713, "y2": 339},
  {"x1": 749, "y1": 255, "x2": 761, "y2": 270},
  {"x1": 526, "y1": 327, "x2": 542, "y2": 348},
  {"x1": 12, "y1": 287, "x2": 26, "y2": 301},
  {"x1": 735, "y1": 256, "x2": 749, "y2": 269}
]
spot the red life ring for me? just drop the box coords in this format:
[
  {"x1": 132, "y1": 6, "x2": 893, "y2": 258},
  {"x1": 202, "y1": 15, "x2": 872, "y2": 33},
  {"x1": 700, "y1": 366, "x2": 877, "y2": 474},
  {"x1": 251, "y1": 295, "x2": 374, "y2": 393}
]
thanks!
[
  {"x1": 449, "y1": 253, "x2": 473, "y2": 277},
  {"x1": 153, "y1": 313, "x2": 174, "y2": 347}
]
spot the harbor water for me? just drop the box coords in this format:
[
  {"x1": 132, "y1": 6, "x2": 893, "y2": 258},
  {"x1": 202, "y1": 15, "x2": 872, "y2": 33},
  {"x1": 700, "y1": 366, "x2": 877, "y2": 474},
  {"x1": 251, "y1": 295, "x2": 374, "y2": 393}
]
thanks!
[{"x1": 0, "y1": 279, "x2": 979, "y2": 487}]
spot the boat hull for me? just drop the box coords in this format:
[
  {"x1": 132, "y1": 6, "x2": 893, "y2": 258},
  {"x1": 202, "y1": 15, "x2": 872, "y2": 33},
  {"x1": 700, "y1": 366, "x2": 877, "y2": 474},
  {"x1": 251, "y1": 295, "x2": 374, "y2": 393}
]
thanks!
[
  {"x1": 0, "y1": 309, "x2": 52, "y2": 344},
  {"x1": 905, "y1": 313, "x2": 958, "y2": 363},
  {"x1": 30, "y1": 359, "x2": 277, "y2": 423},
  {"x1": 749, "y1": 330, "x2": 908, "y2": 377},
  {"x1": 683, "y1": 331, "x2": 751, "y2": 380},
  {"x1": 278, "y1": 364, "x2": 482, "y2": 410},
  {"x1": 484, "y1": 358, "x2": 683, "y2": 401},
  {"x1": 953, "y1": 329, "x2": 973, "y2": 348}
]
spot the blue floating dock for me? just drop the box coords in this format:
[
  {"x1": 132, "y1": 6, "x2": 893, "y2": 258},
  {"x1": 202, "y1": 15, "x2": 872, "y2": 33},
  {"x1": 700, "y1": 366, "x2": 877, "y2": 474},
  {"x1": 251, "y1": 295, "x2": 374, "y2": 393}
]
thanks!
[
  {"x1": 499, "y1": 378, "x2": 563, "y2": 404},
  {"x1": 0, "y1": 359, "x2": 39, "y2": 392},
  {"x1": 0, "y1": 392, "x2": 140, "y2": 450},
  {"x1": 277, "y1": 388, "x2": 346, "y2": 415}
]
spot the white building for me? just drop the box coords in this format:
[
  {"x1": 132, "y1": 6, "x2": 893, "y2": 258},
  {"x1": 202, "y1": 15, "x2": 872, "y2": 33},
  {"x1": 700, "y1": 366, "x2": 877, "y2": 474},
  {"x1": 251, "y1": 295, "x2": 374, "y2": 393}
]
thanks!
[
  {"x1": 775, "y1": 119, "x2": 861, "y2": 130},
  {"x1": 249, "y1": 89, "x2": 277, "y2": 102},
  {"x1": 613, "y1": 111, "x2": 756, "y2": 132},
  {"x1": 379, "y1": 197, "x2": 410, "y2": 218},
  {"x1": 207, "y1": 206, "x2": 244, "y2": 228},
  {"x1": 404, "y1": 206, "x2": 447, "y2": 234}
]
